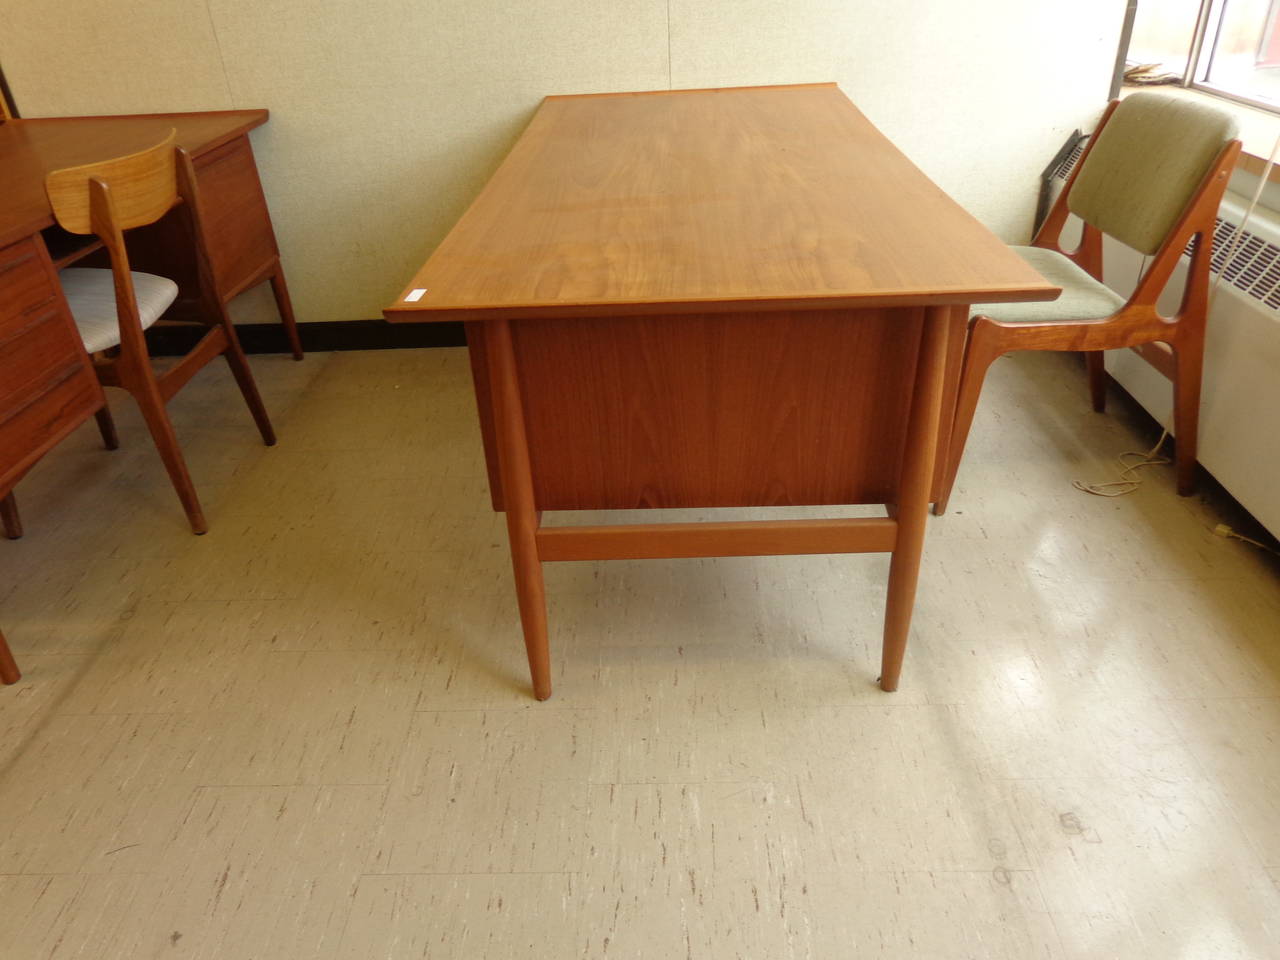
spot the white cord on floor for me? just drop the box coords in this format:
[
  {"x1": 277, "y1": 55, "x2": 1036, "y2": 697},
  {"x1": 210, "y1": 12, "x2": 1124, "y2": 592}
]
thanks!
[
  {"x1": 1072, "y1": 429, "x2": 1170, "y2": 497},
  {"x1": 1213, "y1": 522, "x2": 1280, "y2": 556}
]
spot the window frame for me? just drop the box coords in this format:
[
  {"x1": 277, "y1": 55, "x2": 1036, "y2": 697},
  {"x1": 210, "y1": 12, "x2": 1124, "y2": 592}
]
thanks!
[{"x1": 1155, "y1": 0, "x2": 1280, "y2": 115}]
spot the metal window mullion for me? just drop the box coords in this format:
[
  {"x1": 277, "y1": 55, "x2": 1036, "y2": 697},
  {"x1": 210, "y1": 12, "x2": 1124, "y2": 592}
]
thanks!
[{"x1": 1185, "y1": 0, "x2": 1223, "y2": 86}]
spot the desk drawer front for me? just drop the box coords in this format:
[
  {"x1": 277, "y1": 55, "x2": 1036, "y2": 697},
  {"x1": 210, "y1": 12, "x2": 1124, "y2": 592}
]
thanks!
[
  {"x1": 0, "y1": 235, "x2": 102, "y2": 486},
  {"x1": 0, "y1": 238, "x2": 57, "y2": 319},
  {"x1": 0, "y1": 303, "x2": 86, "y2": 415},
  {"x1": 0, "y1": 366, "x2": 101, "y2": 486}
]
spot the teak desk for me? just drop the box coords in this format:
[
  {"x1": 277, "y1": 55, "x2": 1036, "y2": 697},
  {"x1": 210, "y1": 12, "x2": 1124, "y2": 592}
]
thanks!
[
  {"x1": 386, "y1": 84, "x2": 1058, "y2": 700},
  {"x1": 0, "y1": 109, "x2": 301, "y2": 358}
]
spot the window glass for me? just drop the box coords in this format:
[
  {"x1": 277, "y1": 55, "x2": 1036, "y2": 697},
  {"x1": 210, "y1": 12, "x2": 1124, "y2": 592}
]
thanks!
[
  {"x1": 1128, "y1": 0, "x2": 1204, "y2": 79},
  {"x1": 1202, "y1": 0, "x2": 1280, "y2": 104}
]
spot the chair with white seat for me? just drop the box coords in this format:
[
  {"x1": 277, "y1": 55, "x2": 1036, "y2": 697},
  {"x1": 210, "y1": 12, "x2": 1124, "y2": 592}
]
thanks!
[
  {"x1": 935, "y1": 92, "x2": 1241, "y2": 514},
  {"x1": 45, "y1": 130, "x2": 275, "y2": 534}
]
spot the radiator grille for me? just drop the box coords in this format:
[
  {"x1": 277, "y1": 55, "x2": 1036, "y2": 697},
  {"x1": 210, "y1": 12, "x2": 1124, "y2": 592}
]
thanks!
[
  {"x1": 1209, "y1": 218, "x2": 1280, "y2": 310},
  {"x1": 1052, "y1": 139, "x2": 1087, "y2": 181}
]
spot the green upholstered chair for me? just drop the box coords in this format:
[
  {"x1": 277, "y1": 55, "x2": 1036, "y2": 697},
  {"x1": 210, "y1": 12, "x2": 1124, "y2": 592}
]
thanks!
[{"x1": 935, "y1": 92, "x2": 1241, "y2": 514}]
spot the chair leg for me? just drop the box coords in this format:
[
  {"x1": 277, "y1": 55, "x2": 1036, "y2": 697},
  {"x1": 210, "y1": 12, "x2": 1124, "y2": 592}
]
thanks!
[
  {"x1": 1085, "y1": 350, "x2": 1107, "y2": 412},
  {"x1": 934, "y1": 318, "x2": 1004, "y2": 515},
  {"x1": 269, "y1": 268, "x2": 304, "y2": 361},
  {"x1": 95, "y1": 404, "x2": 120, "y2": 450},
  {"x1": 1, "y1": 492, "x2": 23, "y2": 540},
  {"x1": 220, "y1": 322, "x2": 277, "y2": 446},
  {"x1": 0, "y1": 628, "x2": 20, "y2": 685},
  {"x1": 131, "y1": 381, "x2": 208, "y2": 534},
  {"x1": 1172, "y1": 337, "x2": 1205, "y2": 497}
]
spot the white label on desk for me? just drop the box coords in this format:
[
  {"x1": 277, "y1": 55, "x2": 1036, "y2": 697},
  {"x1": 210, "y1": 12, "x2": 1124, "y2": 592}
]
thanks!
[{"x1": 404, "y1": 288, "x2": 428, "y2": 302}]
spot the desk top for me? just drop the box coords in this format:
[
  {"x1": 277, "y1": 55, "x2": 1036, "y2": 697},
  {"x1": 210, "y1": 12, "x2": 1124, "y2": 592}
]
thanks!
[
  {"x1": 0, "y1": 110, "x2": 268, "y2": 248},
  {"x1": 386, "y1": 83, "x2": 1058, "y2": 323}
]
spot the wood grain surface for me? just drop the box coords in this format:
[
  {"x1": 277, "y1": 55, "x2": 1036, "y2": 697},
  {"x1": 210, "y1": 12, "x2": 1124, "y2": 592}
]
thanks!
[
  {"x1": 506, "y1": 308, "x2": 923, "y2": 510},
  {"x1": 46, "y1": 131, "x2": 178, "y2": 235},
  {"x1": 0, "y1": 235, "x2": 104, "y2": 495},
  {"x1": 535, "y1": 516, "x2": 898, "y2": 561},
  {"x1": 386, "y1": 84, "x2": 1058, "y2": 322},
  {"x1": 189, "y1": 137, "x2": 281, "y2": 300},
  {"x1": 0, "y1": 110, "x2": 267, "y2": 248}
]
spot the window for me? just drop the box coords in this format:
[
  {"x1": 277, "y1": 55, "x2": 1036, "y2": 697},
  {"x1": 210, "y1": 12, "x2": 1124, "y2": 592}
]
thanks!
[{"x1": 1127, "y1": 0, "x2": 1280, "y2": 113}]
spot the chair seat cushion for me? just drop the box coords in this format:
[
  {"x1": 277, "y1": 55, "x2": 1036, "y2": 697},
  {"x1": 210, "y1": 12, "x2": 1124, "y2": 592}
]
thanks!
[
  {"x1": 974, "y1": 246, "x2": 1126, "y2": 323},
  {"x1": 59, "y1": 267, "x2": 179, "y2": 353}
]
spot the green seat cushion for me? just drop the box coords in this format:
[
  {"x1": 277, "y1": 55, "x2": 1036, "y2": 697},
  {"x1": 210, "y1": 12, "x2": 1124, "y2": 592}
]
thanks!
[{"x1": 973, "y1": 246, "x2": 1125, "y2": 323}]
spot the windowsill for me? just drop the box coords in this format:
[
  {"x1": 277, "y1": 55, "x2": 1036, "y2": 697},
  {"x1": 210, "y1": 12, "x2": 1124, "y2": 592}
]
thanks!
[{"x1": 1120, "y1": 83, "x2": 1280, "y2": 178}]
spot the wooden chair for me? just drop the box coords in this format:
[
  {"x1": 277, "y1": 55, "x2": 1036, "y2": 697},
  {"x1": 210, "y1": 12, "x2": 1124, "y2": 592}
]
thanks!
[
  {"x1": 45, "y1": 131, "x2": 276, "y2": 534},
  {"x1": 935, "y1": 92, "x2": 1241, "y2": 514}
]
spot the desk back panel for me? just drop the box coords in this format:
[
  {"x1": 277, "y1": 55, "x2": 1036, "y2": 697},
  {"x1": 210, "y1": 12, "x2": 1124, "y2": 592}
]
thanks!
[
  {"x1": 117, "y1": 135, "x2": 279, "y2": 313},
  {"x1": 471, "y1": 307, "x2": 925, "y2": 511},
  {"x1": 190, "y1": 136, "x2": 279, "y2": 299}
]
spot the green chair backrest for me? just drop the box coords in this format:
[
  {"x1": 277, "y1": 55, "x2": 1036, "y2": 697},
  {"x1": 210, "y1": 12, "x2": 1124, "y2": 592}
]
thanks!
[{"x1": 1068, "y1": 92, "x2": 1237, "y2": 256}]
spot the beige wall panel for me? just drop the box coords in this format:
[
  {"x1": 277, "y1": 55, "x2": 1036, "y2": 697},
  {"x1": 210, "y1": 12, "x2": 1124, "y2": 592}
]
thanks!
[
  {"x1": 0, "y1": 0, "x2": 231, "y2": 115},
  {"x1": 207, "y1": 0, "x2": 670, "y2": 322},
  {"x1": 669, "y1": 0, "x2": 1124, "y2": 243}
]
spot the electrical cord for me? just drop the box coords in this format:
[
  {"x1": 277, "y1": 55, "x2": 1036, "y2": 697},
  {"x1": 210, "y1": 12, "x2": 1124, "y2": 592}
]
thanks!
[
  {"x1": 1072, "y1": 429, "x2": 1170, "y2": 497},
  {"x1": 1212, "y1": 522, "x2": 1280, "y2": 556}
]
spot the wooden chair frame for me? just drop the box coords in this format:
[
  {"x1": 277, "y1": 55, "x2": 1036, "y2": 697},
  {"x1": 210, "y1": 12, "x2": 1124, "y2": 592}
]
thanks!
[
  {"x1": 46, "y1": 133, "x2": 275, "y2": 534},
  {"x1": 935, "y1": 99, "x2": 1242, "y2": 514}
]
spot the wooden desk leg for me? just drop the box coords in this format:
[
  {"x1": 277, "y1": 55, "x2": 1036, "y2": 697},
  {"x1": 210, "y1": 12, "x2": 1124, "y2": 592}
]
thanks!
[
  {"x1": 268, "y1": 266, "x2": 304, "y2": 361},
  {"x1": 881, "y1": 305, "x2": 951, "y2": 691},
  {"x1": 486, "y1": 318, "x2": 552, "y2": 700},
  {"x1": 1, "y1": 492, "x2": 22, "y2": 540},
  {"x1": 930, "y1": 304, "x2": 969, "y2": 507},
  {"x1": 0, "y1": 628, "x2": 20, "y2": 685}
]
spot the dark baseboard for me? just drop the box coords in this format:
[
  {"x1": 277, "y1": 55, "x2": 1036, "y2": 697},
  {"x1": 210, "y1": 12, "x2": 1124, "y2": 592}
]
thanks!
[{"x1": 147, "y1": 318, "x2": 466, "y2": 356}]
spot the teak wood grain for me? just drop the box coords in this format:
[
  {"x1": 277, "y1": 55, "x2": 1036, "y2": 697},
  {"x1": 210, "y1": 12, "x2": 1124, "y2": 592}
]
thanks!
[
  {"x1": 0, "y1": 234, "x2": 105, "y2": 501},
  {"x1": 46, "y1": 130, "x2": 180, "y2": 234},
  {"x1": 499, "y1": 308, "x2": 923, "y2": 511},
  {"x1": 387, "y1": 84, "x2": 1057, "y2": 322},
  {"x1": 0, "y1": 111, "x2": 267, "y2": 248},
  {"x1": 536, "y1": 517, "x2": 898, "y2": 561},
  {"x1": 385, "y1": 84, "x2": 1059, "y2": 700}
]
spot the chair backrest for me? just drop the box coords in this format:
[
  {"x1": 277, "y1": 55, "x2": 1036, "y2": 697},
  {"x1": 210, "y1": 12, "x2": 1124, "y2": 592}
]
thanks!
[
  {"x1": 1067, "y1": 92, "x2": 1237, "y2": 256},
  {"x1": 45, "y1": 130, "x2": 178, "y2": 236}
]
